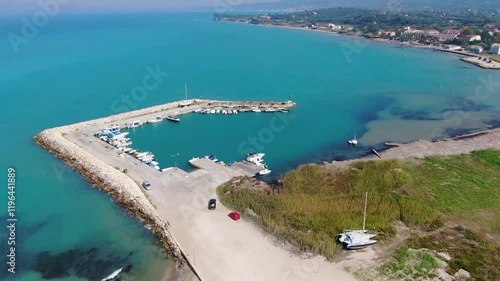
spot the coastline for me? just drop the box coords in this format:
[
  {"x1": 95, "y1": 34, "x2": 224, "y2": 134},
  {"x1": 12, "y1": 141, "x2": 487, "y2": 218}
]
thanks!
[
  {"x1": 326, "y1": 127, "x2": 500, "y2": 170},
  {"x1": 220, "y1": 20, "x2": 500, "y2": 69}
]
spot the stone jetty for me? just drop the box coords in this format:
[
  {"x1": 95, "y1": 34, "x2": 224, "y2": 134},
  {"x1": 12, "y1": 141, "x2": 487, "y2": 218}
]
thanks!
[{"x1": 34, "y1": 99, "x2": 297, "y2": 272}]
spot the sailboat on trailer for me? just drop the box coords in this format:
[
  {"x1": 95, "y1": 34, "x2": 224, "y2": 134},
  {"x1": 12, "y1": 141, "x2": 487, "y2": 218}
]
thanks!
[{"x1": 338, "y1": 192, "x2": 377, "y2": 249}]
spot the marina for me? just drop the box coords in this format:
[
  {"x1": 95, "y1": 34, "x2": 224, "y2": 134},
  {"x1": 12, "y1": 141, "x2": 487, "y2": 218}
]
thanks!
[
  {"x1": 35, "y1": 98, "x2": 306, "y2": 281},
  {"x1": 89, "y1": 99, "x2": 294, "y2": 173}
]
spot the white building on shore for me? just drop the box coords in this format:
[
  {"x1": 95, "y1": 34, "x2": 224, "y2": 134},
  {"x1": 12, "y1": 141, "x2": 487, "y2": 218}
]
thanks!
[{"x1": 490, "y1": 43, "x2": 500, "y2": 54}]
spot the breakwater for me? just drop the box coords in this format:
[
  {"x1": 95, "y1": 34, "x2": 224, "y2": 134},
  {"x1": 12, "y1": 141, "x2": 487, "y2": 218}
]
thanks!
[{"x1": 34, "y1": 99, "x2": 296, "y2": 271}]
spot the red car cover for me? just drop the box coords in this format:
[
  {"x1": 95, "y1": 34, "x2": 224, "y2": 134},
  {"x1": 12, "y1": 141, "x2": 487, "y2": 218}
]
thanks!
[{"x1": 228, "y1": 212, "x2": 240, "y2": 220}]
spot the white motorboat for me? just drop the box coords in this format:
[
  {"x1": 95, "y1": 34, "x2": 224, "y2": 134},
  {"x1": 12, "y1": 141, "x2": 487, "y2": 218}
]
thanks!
[
  {"x1": 148, "y1": 116, "x2": 163, "y2": 123},
  {"x1": 247, "y1": 152, "x2": 265, "y2": 164},
  {"x1": 348, "y1": 134, "x2": 358, "y2": 145},
  {"x1": 205, "y1": 155, "x2": 219, "y2": 162},
  {"x1": 258, "y1": 165, "x2": 271, "y2": 176},
  {"x1": 166, "y1": 115, "x2": 180, "y2": 122},
  {"x1": 111, "y1": 132, "x2": 129, "y2": 139},
  {"x1": 128, "y1": 120, "x2": 142, "y2": 128},
  {"x1": 210, "y1": 109, "x2": 216, "y2": 114},
  {"x1": 251, "y1": 107, "x2": 262, "y2": 113},
  {"x1": 189, "y1": 157, "x2": 200, "y2": 166},
  {"x1": 216, "y1": 109, "x2": 221, "y2": 114},
  {"x1": 339, "y1": 192, "x2": 377, "y2": 249},
  {"x1": 222, "y1": 110, "x2": 227, "y2": 114}
]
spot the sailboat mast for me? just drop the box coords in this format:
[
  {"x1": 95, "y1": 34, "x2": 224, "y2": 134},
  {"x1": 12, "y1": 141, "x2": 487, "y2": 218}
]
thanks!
[
  {"x1": 363, "y1": 191, "x2": 368, "y2": 231},
  {"x1": 184, "y1": 83, "x2": 188, "y2": 100}
]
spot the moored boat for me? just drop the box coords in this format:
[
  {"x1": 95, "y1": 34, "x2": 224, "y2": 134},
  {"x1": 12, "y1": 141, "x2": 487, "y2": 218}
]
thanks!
[
  {"x1": 128, "y1": 120, "x2": 142, "y2": 128},
  {"x1": 348, "y1": 134, "x2": 358, "y2": 145},
  {"x1": 247, "y1": 152, "x2": 265, "y2": 164},
  {"x1": 166, "y1": 115, "x2": 180, "y2": 122},
  {"x1": 147, "y1": 116, "x2": 163, "y2": 123},
  {"x1": 258, "y1": 165, "x2": 271, "y2": 176},
  {"x1": 205, "y1": 155, "x2": 219, "y2": 162}
]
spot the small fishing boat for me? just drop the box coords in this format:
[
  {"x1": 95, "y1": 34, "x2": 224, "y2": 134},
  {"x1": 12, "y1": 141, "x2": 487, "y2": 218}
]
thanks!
[
  {"x1": 128, "y1": 120, "x2": 142, "y2": 128},
  {"x1": 247, "y1": 152, "x2": 265, "y2": 164},
  {"x1": 189, "y1": 157, "x2": 200, "y2": 166},
  {"x1": 258, "y1": 165, "x2": 271, "y2": 176},
  {"x1": 205, "y1": 155, "x2": 219, "y2": 162},
  {"x1": 348, "y1": 134, "x2": 358, "y2": 145},
  {"x1": 147, "y1": 116, "x2": 163, "y2": 123},
  {"x1": 166, "y1": 115, "x2": 180, "y2": 122}
]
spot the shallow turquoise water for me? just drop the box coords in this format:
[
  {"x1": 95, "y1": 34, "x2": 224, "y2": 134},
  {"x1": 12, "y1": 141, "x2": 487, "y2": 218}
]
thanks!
[{"x1": 0, "y1": 12, "x2": 499, "y2": 280}]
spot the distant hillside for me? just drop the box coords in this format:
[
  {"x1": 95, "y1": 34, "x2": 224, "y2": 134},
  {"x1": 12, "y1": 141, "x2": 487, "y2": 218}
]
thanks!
[{"x1": 225, "y1": 0, "x2": 500, "y2": 11}]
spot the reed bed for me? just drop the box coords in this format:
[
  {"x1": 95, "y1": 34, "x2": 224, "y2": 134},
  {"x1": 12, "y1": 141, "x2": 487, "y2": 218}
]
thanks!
[{"x1": 217, "y1": 150, "x2": 500, "y2": 261}]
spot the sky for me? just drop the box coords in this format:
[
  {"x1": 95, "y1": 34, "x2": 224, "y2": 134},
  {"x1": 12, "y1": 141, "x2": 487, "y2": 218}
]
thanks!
[{"x1": 0, "y1": 0, "x2": 277, "y2": 14}]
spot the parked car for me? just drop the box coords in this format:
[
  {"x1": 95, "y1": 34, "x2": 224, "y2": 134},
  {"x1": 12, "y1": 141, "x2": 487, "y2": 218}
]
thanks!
[
  {"x1": 142, "y1": 181, "x2": 151, "y2": 191},
  {"x1": 208, "y1": 199, "x2": 216, "y2": 210},
  {"x1": 228, "y1": 212, "x2": 240, "y2": 221}
]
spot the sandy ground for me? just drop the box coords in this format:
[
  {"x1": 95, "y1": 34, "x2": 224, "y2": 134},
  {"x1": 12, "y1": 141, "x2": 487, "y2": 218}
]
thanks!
[{"x1": 68, "y1": 125, "x2": 357, "y2": 281}]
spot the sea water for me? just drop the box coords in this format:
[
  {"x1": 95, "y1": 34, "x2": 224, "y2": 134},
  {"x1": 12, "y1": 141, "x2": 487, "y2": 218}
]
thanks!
[{"x1": 0, "y1": 12, "x2": 499, "y2": 280}]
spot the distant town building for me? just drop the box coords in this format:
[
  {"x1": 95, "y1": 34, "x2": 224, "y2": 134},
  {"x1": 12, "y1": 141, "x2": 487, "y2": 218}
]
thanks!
[
  {"x1": 443, "y1": 29, "x2": 462, "y2": 36},
  {"x1": 424, "y1": 29, "x2": 440, "y2": 36},
  {"x1": 437, "y1": 33, "x2": 458, "y2": 42},
  {"x1": 491, "y1": 28, "x2": 500, "y2": 34},
  {"x1": 445, "y1": 45, "x2": 462, "y2": 51},
  {"x1": 378, "y1": 30, "x2": 396, "y2": 37},
  {"x1": 490, "y1": 43, "x2": 500, "y2": 54},
  {"x1": 461, "y1": 35, "x2": 482, "y2": 42},
  {"x1": 328, "y1": 23, "x2": 343, "y2": 30},
  {"x1": 402, "y1": 29, "x2": 424, "y2": 40},
  {"x1": 467, "y1": 45, "x2": 483, "y2": 53}
]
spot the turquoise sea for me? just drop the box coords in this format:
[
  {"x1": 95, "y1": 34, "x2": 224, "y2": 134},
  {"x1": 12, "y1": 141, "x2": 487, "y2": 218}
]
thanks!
[{"x1": 1, "y1": 12, "x2": 500, "y2": 280}]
